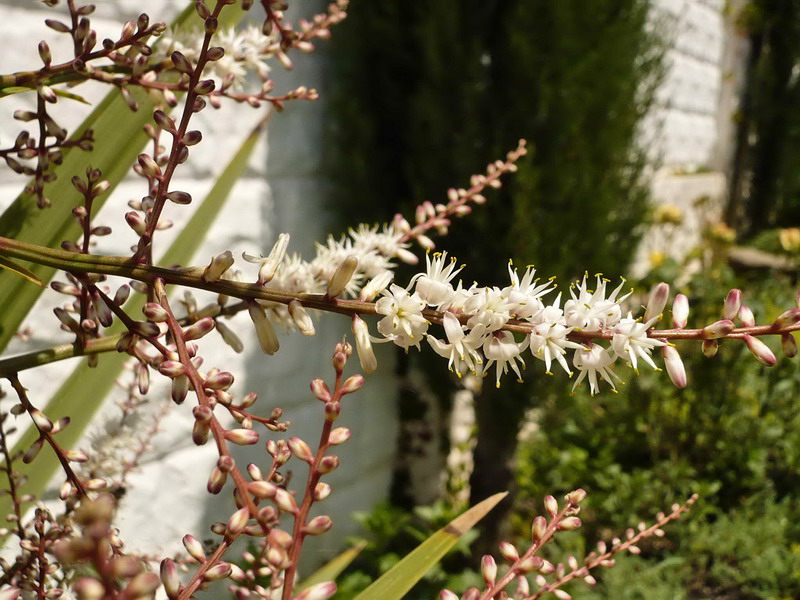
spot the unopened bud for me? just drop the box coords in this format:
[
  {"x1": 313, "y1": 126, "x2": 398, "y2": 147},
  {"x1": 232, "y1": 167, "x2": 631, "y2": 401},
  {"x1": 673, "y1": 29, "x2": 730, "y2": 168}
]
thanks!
[
  {"x1": 226, "y1": 507, "x2": 249, "y2": 536},
  {"x1": 203, "y1": 251, "x2": 234, "y2": 282},
  {"x1": 672, "y1": 294, "x2": 689, "y2": 328},
  {"x1": 296, "y1": 581, "x2": 337, "y2": 600},
  {"x1": 167, "y1": 190, "x2": 192, "y2": 204},
  {"x1": 314, "y1": 482, "x2": 332, "y2": 501},
  {"x1": 137, "y1": 153, "x2": 162, "y2": 178},
  {"x1": 328, "y1": 427, "x2": 351, "y2": 446},
  {"x1": 722, "y1": 289, "x2": 742, "y2": 321},
  {"x1": 183, "y1": 317, "x2": 215, "y2": 340},
  {"x1": 481, "y1": 555, "x2": 497, "y2": 585},
  {"x1": 288, "y1": 437, "x2": 314, "y2": 463},
  {"x1": 773, "y1": 308, "x2": 800, "y2": 329},
  {"x1": 327, "y1": 255, "x2": 359, "y2": 297},
  {"x1": 289, "y1": 300, "x2": 315, "y2": 336},
  {"x1": 557, "y1": 517, "x2": 582, "y2": 531},
  {"x1": 565, "y1": 488, "x2": 587, "y2": 505},
  {"x1": 248, "y1": 302, "x2": 279, "y2": 355},
  {"x1": 644, "y1": 282, "x2": 670, "y2": 323},
  {"x1": 204, "y1": 371, "x2": 233, "y2": 390},
  {"x1": 142, "y1": 302, "x2": 168, "y2": 322},
  {"x1": 341, "y1": 374, "x2": 365, "y2": 394},
  {"x1": 274, "y1": 488, "x2": 299, "y2": 514},
  {"x1": 738, "y1": 305, "x2": 755, "y2": 327},
  {"x1": 744, "y1": 334, "x2": 777, "y2": 366},
  {"x1": 171, "y1": 50, "x2": 193, "y2": 74},
  {"x1": 517, "y1": 555, "x2": 544, "y2": 574},
  {"x1": 182, "y1": 534, "x2": 206, "y2": 562},
  {"x1": 125, "y1": 211, "x2": 146, "y2": 235},
  {"x1": 360, "y1": 270, "x2": 393, "y2": 301},
  {"x1": 324, "y1": 401, "x2": 341, "y2": 421},
  {"x1": 224, "y1": 428, "x2": 259, "y2": 445},
  {"x1": 207, "y1": 466, "x2": 227, "y2": 494},
  {"x1": 160, "y1": 559, "x2": 180, "y2": 599},
  {"x1": 702, "y1": 319, "x2": 735, "y2": 339},
  {"x1": 782, "y1": 333, "x2": 798, "y2": 357},
  {"x1": 247, "y1": 481, "x2": 277, "y2": 499},
  {"x1": 317, "y1": 455, "x2": 340, "y2": 474},
  {"x1": 304, "y1": 515, "x2": 333, "y2": 535},
  {"x1": 702, "y1": 339, "x2": 719, "y2": 357},
  {"x1": 531, "y1": 516, "x2": 547, "y2": 541},
  {"x1": 663, "y1": 345, "x2": 687, "y2": 388},
  {"x1": 310, "y1": 378, "x2": 332, "y2": 402},
  {"x1": 172, "y1": 375, "x2": 189, "y2": 404},
  {"x1": 499, "y1": 541, "x2": 519, "y2": 562},
  {"x1": 544, "y1": 495, "x2": 558, "y2": 517},
  {"x1": 203, "y1": 563, "x2": 232, "y2": 582},
  {"x1": 352, "y1": 316, "x2": 377, "y2": 374}
]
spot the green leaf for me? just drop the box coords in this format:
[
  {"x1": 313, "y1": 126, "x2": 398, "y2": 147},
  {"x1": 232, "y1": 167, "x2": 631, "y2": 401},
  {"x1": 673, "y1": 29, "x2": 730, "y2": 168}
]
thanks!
[
  {"x1": 353, "y1": 492, "x2": 508, "y2": 600},
  {"x1": 298, "y1": 540, "x2": 368, "y2": 592},
  {"x1": 0, "y1": 115, "x2": 265, "y2": 540},
  {"x1": 0, "y1": 256, "x2": 43, "y2": 287}
]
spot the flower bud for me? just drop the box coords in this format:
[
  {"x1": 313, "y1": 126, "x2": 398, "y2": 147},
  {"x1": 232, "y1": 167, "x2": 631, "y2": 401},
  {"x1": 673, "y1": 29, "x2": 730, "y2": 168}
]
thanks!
[
  {"x1": 159, "y1": 360, "x2": 186, "y2": 378},
  {"x1": 182, "y1": 534, "x2": 206, "y2": 562},
  {"x1": 248, "y1": 302, "x2": 279, "y2": 355},
  {"x1": 224, "y1": 429, "x2": 259, "y2": 445},
  {"x1": 289, "y1": 300, "x2": 315, "y2": 336},
  {"x1": 744, "y1": 334, "x2": 777, "y2": 366},
  {"x1": 171, "y1": 50, "x2": 193, "y2": 74},
  {"x1": 160, "y1": 559, "x2": 180, "y2": 599},
  {"x1": 644, "y1": 282, "x2": 670, "y2": 323},
  {"x1": 531, "y1": 515, "x2": 547, "y2": 541},
  {"x1": 702, "y1": 319, "x2": 735, "y2": 339},
  {"x1": 205, "y1": 371, "x2": 234, "y2": 390},
  {"x1": 172, "y1": 375, "x2": 190, "y2": 404},
  {"x1": 167, "y1": 190, "x2": 192, "y2": 204},
  {"x1": 327, "y1": 255, "x2": 359, "y2": 298},
  {"x1": 738, "y1": 305, "x2": 755, "y2": 327},
  {"x1": 142, "y1": 302, "x2": 168, "y2": 322},
  {"x1": 499, "y1": 541, "x2": 519, "y2": 562},
  {"x1": 304, "y1": 515, "x2": 333, "y2": 535},
  {"x1": 481, "y1": 555, "x2": 497, "y2": 585},
  {"x1": 352, "y1": 316, "x2": 377, "y2": 374},
  {"x1": 544, "y1": 495, "x2": 558, "y2": 516},
  {"x1": 247, "y1": 481, "x2": 277, "y2": 499},
  {"x1": 324, "y1": 401, "x2": 341, "y2": 421},
  {"x1": 341, "y1": 374, "x2": 365, "y2": 395},
  {"x1": 73, "y1": 577, "x2": 104, "y2": 600},
  {"x1": 203, "y1": 250, "x2": 234, "y2": 282},
  {"x1": 565, "y1": 488, "x2": 587, "y2": 505},
  {"x1": 782, "y1": 333, "x2": 798, "y2": 357},
  {"x1": 517, "y1": 555, "x2": 544, "y2": 574},
  {"x1": 31, "y1": 409, "x2": 53, "y2": 432},
  {"x1": 662, "y1": 345, "x2": 687, "y2": 388},
  {"x1": 193, "y1": 79, "x2": 215, "y2": 95},
  {"x1": 125, "y1": 211, "x2": 146, "y2": 235},
  {"x1": 773, "y1": 308, "x2": 800, "y2": 330},
  {"x1": 557, "y1": 517, "x2": 582, "y2": 531},
  {"x1": 288, "y1": 437, "x2": 314, "y2": 463},
  {"x1": 207, "y1": 466, "x2": 227, "y2": 494},
  {"x1": 183, "y1": 317, "x2": 215, "y2": 341},
  {"x1": 314, "y1": 482, "x2": 332, "y2": 501},
  {"x1": 440, "y1": 591, "x2": 459, "y2": 600},
  {"x1": 137, "y1": 153, "x2": 162, "y2": 178},
  {"x1": 360, "y1": 270, "x2": 394, "y2": 301},
  {"x1": 328, "y1": 427, "x2": 351, "y2": 446},
  {"x1": 203, "y1": 562, "x2": 232, "y2": 582},
  {"x1": 553, "y1": 590, "x2": 572, "y2": 600},
  {"x1": 274, "y1": 488, "x2": 299, "y2": 514},
  {"x1": 671, "y1": 294, "x2": 689, "y2": 328},
  {"x1": 702, "y1": 339, "x2": 718, "y2": 358},
  {"x1": 296, "y1": 581, "x2": 337, "y2": 600},
  {"x1": 317, "y1": 455, "x2": 340, "y2": 474},
  {"x1": 216, "y1": 320, "x2": 244, "y2": 353},
  {"x1": 310, "y1": 378, "x2": 332, "y2": 402},
  {"x1": 722, "y1": 289, "x2": 742, "y2": 321},
  {"x1": 226, "y1": 507, "x2": 249, "y2": 536}
]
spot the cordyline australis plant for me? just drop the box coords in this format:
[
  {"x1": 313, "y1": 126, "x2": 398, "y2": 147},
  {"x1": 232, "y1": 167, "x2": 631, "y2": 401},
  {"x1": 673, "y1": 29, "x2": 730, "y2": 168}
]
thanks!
[{"x1": 0, "y1": 2, "x2": 797, "y2": 600}]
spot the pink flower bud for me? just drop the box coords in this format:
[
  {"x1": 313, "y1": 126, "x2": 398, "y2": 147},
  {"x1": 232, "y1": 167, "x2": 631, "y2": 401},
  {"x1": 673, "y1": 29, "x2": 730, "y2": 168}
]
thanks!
[
  {"x1": 773, "y1": 308, "x2": 800, "y2": 329},
  {"x1": 170, "y1": 50, "x2": 193, "y2": 74},
  {"x1": 160, "y1": 559, "x2": 180, "y2": 598},
  {"x1": 499, "y1": 541, "x2": 519, "y2": 562},
  {"x1": 31, "y1": 409, "x2": 53, "y2": 432},
  {"x1": 304, "y1": 515, "x2": 333, "y2": 535},
  {"x1": 183, "y1": 317, "x2": 215, "y2": 341},
  {"x1": 329, "y1": 427, "x2": 351, "y2": 446},
  {"x1": 539, "y1": 560, "x2": 555, "y2": 574},
  {"x1": 65, "y1": 450, "x2": 88, "y2": 463},
  {"x1": 72, "y1": 578, "x2": 103, "y2": 600},
  {"x1": 531, "y1": 515, "x2": 547, "y2": 541},
  {"x1": 744, "y1": 335, "x2": 777, "y2": 366},
  {"x1": 182, "y1": 534, "x2": 206, "y2": 562},
  {"x1": 722, "y1": 289, "x2": 742, "y2": 321},
  {"x1": 205, "y1": 371, "x2": 234, "y2": 390},
  {"x1": 554, "y1": 590, "x2": 572, "y2": 600},
  {"x1": 544, "y1": 495, "x2": 558, "y2": 517},
  {"x1": 318, "y1": 455, "x2": 340, "y2": 474},
  {"x1": 132, "y1": 321, "x2": 160, "y2": 337},
  {"x1": 341, "y1": 374, "x2": 365, "y2": 394},
  {"x1": 644, "y1": 282, "x2": 670, "y2": 323},
  {"x1": 702, "y1": 339, "x2": 718, "y2": 358},
  {"x1": 288, "y1": 437, "x2": 314, "y2": 463},
  {"x1": 172, "y1": 375, "x2": 189, "y2": 404},
  {"x1": 226, "y1": 507, "x2": 249, "y2": 536},
  {"x1": 325, "y1": 401, "x2": 341, "y2": 422},
  {"x1": 125, "y1": 211, "x2": 146, "y2": 235},
  {"x1": 247, "y1": 481, "x2": 277, "y2": 499},
  {"x1": 662, "y1": 345, "x2": 687, "y2": 388},
  {"x1": 671, "y1": 293, "x2": 689, "y2": 328},
  {"x1": 167, "y1": 190, "x2": 192, "y2": 204},
  {"x1": 296, "y1": 581, "x2": 337, "y2": 600},
  {"x1": 207, "y1": 466, "x2": 227, "y2": 494},
  {"x1": 782, "y1": 333, "x2": 798, "y2": 357},
  {"x1": 142, "y1": 302, "x2": 168, "y2": 322},
  {"x1": 517, "y1": 555, "x2": 544, "y2": 574},
  {"x1": 203, "y1": 562, "x2": 232, "y2": 581},
  {"x1": 137, "y1": 153, "x2": 162, "y2": 178},
  {"x1": 314, "y1": 482, "x2": 332, "y2": 501},
  {"x1": 327, "y1": 255, "x2": 359, "y2": 298},
  {"x1": 702, "y1": 319, "x2": 735, "y2": 339},
  {"x1": 556, "y1": 517, "x2": 582, "y2": 531},
  {"x1": 481, "y1": 555, "x2": 497, "y2": 585},
  {"x1": 738, "y1": 305, "x2": 755, "y2": 327},
  {"x1": 440, "y1": 591, "x2": 459, "y2": 600},
  {"x1": 565, "y1": 488, "x2": 587, "y2": 504},
  {"x1": 217, "y1": 455, "x2": 235, "y2": 473},
  {"x1": 22, "y1": 438, "x2": 44, "y2": 464},
  {"x1": 274, "y1": 488, "x2": 299, "y2": 514},
  {"x1": 159, "y1": 360, "x2": 186, "y2": 378},
  {"x1": 224, "y1": 428, "x2": 259, "y2": 445},
  {"x1": 311, "y1": 378, "x2": 332, "y2": 402}
]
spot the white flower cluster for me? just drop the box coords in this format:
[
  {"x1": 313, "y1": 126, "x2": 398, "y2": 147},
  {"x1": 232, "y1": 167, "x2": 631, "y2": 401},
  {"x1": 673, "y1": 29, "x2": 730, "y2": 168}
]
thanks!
[
  {"x1": 158, "y1": 25, "x2": 280, "y2": 89},
  {"x1": 359, "y1": 253, "x2": 670, "y2": 395}
]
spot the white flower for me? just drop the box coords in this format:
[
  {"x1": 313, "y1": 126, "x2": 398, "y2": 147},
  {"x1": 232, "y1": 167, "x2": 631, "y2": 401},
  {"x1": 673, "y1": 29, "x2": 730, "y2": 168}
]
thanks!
[
  {"x1": 564, "y1": 274, "x2": 630, "y2": 330},
  {"x1": 572, "y1": 344, "x2": 619, "y2": 395},
  {"x1": 375, "y1": 284, "x2": 429, "y2": 350},
  {"x1": 465, "y1": 287, "x2": 514, "y2": 332},
  {"x1": 529, "y1": 324, "x2": 583, "y2": 376},
  {"x1": 410, "y1": 251, "x2": 463, "y2": 307},
  {"x1": 611, "y1": 313, "x2": 666, "y2": 371},
  {"x1": 503, "y1": 263, "x2": 555, "y2": 319},
  {"x1": 427, "y1": 312, "x2": 486, "y2": 377},
  {"x1": 482, "y1": 331, "x2": 529, "y2": 387}
]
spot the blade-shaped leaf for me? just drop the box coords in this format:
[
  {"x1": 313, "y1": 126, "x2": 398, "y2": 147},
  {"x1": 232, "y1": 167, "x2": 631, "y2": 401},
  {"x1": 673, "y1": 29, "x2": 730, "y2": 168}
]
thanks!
[
  {"x1": 353, "y1": 492, "x2": 508, "y2": 600},
  {"x1": 298, "y1": 540, "x2": 368, "y2": 592},
  {"x1": 0, "y1": 256, "x2": 43, "y2": 287},
  {"x1": 0, "y1": 118, "x2": 265, "y2": 537}
]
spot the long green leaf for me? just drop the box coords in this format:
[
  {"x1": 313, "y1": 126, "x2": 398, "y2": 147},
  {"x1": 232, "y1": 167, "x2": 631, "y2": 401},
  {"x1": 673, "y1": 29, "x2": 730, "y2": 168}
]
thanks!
[
  {"x1": 353, "y1": 492, "x2": 508, "y2": 600},
  {"x1": 298, "y1": 540, "x2": 368, "y2": 592},
  {"x1": 0, "y1": 4, "x2": 210, "y2": 353},
  {"x1": 0, "y1": 118, "x2": 265, "y2": 536}
]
